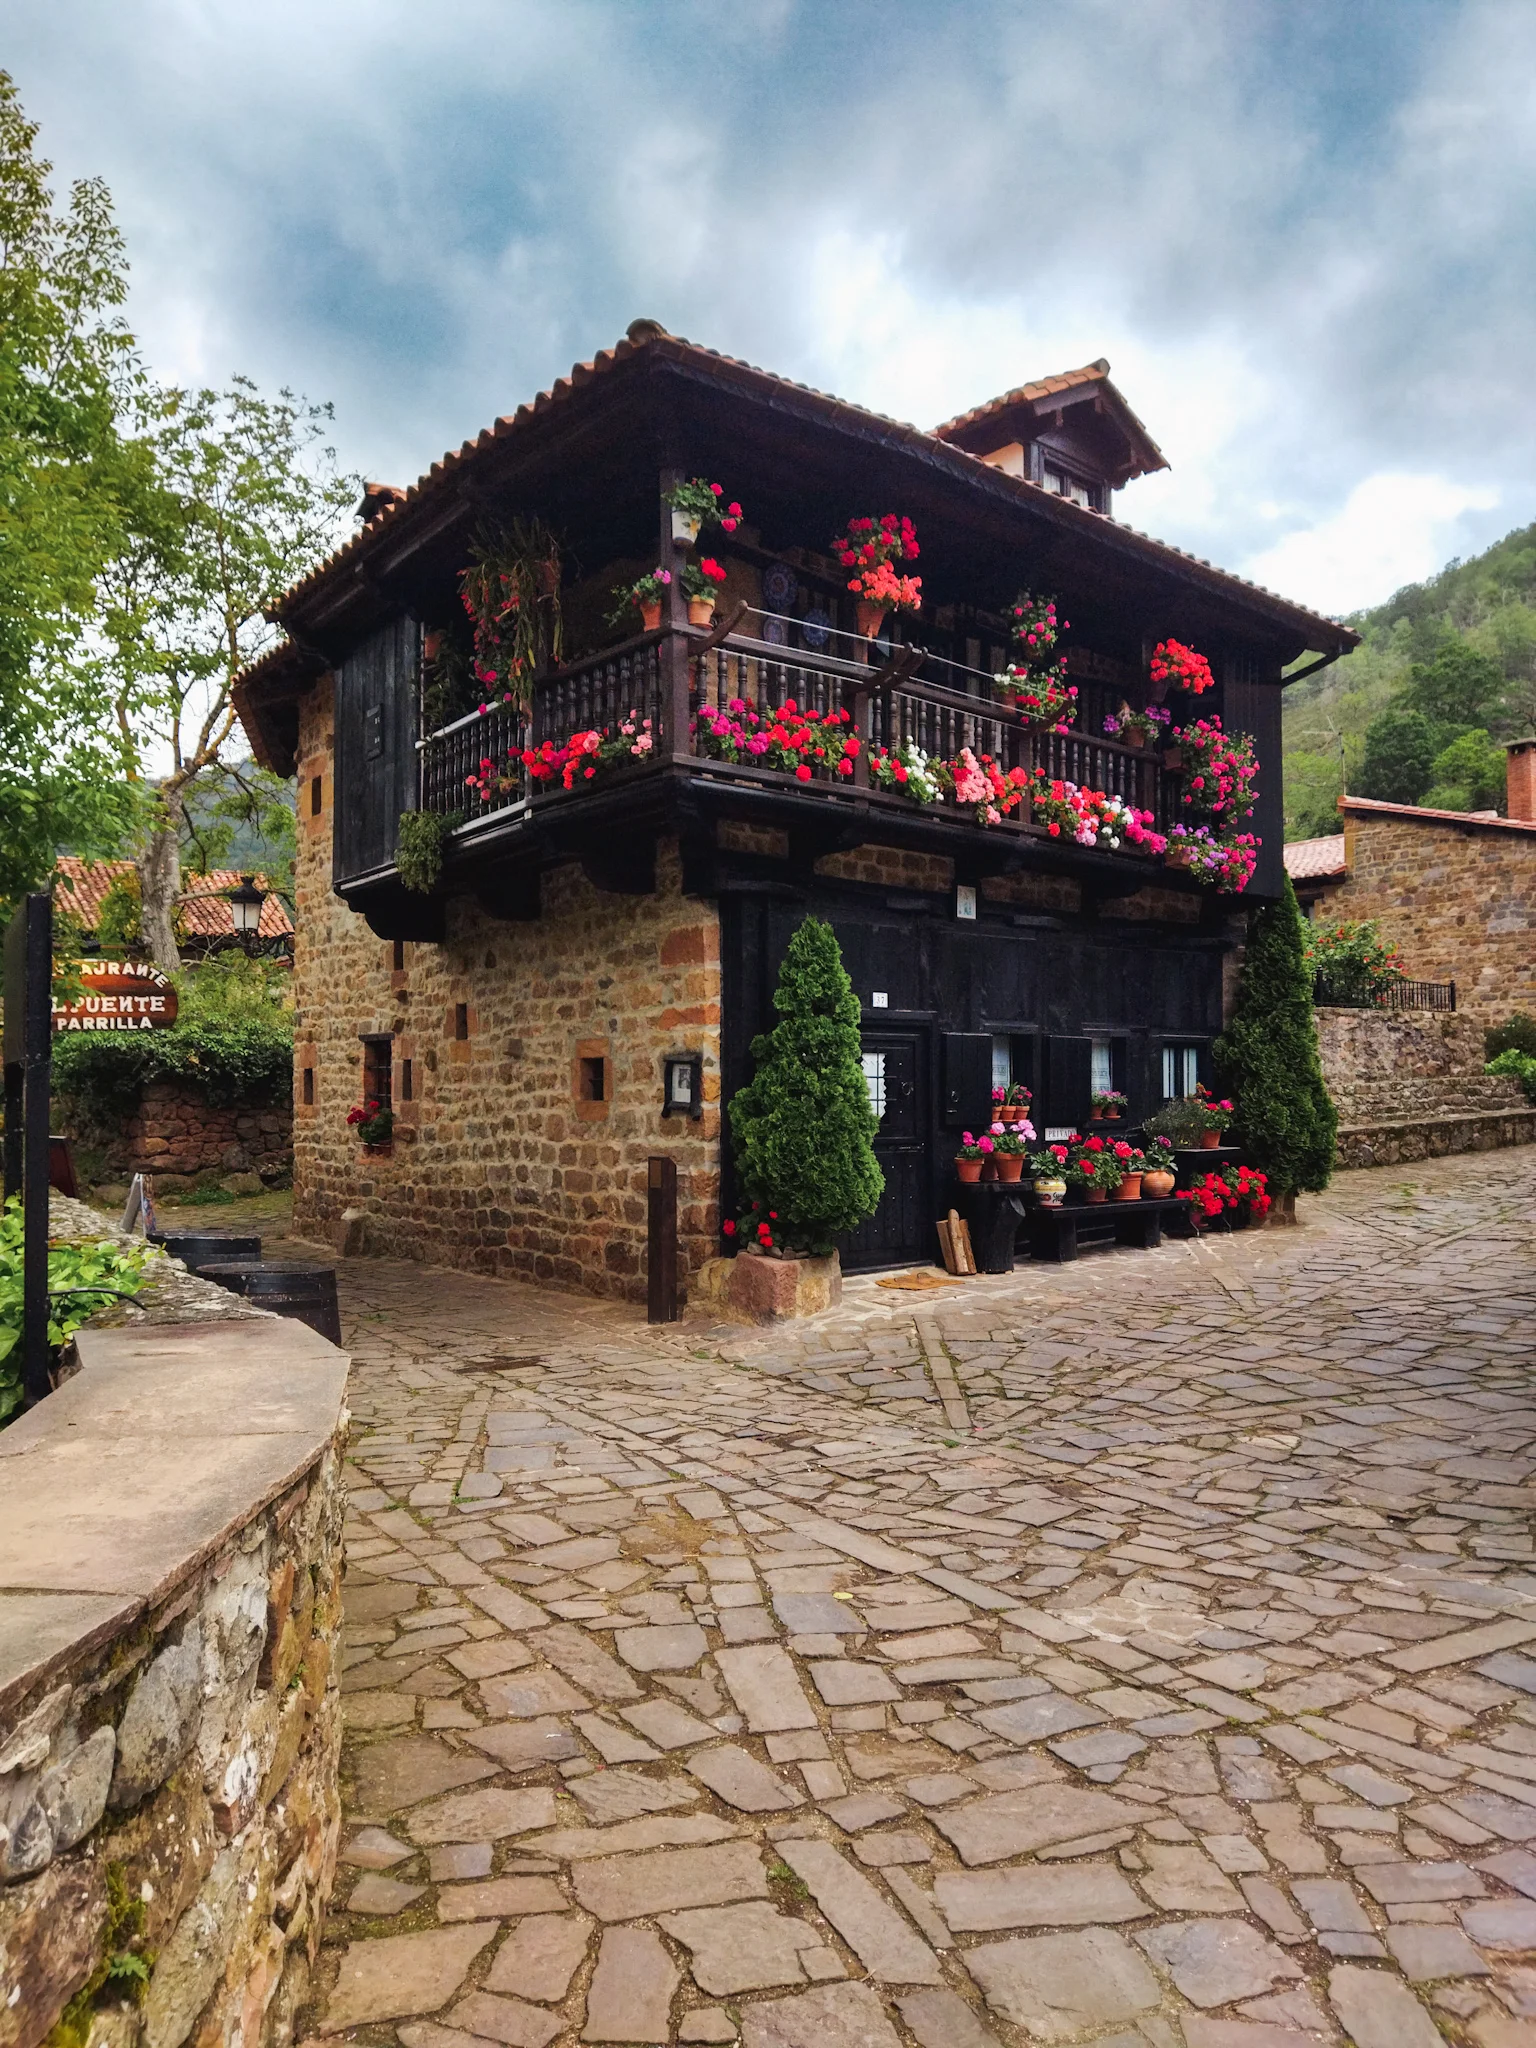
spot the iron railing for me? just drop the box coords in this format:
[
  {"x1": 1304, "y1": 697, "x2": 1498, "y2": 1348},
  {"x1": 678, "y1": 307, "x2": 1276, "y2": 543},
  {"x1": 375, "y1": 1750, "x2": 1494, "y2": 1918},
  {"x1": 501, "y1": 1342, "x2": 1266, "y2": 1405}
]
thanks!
[
  {"x1": 418, "y1": 611, "x2": 1177, "y2": 838},
  {"x1": 1315, "y1": 975, "x2": 1456, "y2": 1012}
]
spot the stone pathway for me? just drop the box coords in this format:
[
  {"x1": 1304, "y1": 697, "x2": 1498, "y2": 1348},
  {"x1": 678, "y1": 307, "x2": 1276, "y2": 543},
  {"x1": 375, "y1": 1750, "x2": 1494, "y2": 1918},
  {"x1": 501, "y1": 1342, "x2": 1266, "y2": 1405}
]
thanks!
[{"x1": 301, "y1": 1150, "x2": 1536, "y2": 2048}]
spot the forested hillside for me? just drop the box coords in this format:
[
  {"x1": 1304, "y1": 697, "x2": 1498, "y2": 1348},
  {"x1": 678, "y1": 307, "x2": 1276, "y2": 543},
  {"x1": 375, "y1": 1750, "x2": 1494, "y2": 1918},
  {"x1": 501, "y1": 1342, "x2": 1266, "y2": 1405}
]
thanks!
[{"x1": 1282, "y1": 521, "x2": 1536, "y2": 839}]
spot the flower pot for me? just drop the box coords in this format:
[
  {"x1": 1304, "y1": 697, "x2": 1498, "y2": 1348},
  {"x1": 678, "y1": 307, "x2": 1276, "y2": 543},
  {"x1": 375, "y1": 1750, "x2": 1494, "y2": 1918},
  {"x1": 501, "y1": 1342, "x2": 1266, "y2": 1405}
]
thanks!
[
  {"x1": 1084, "y1": 1188, "x2": 1108, "y2": 1204},
  {"x1": 1125, "y1": 728, "x2": 1146, "y2": 749},
  {"x1": 640, "y1": 600, "x2": 663, "y2": 631},
  {"x1": 1090, "y1": 1108, "x2": 1105, "y2": 1121},
  {"x1": 1166, "y1": 844, "x2": 1193, "y2": 870},
  {"x1": 1141, "y1": 1169, "x2": 1175, "y2": 1198},
  {"x1": 1200, "y1": 1129, "x2": 1222, "y2": 1149},
  {"x1": 956, "y1": 1156, "x2": 984, "y2": 1183},
  {"x1": 1032, "y1": 1178, "x2": 1067, "y2": 1208},
  {"x1": 855, "y1": 600, "x2": 888, "y2": 639},
  {"x1": 995, "y1": 1154, "x2": 1025, "y2": 1182},
  {"x1": 687, "y1": 596, "x2": 717, "y2": 627},
  {"x1": 1113, "y1": 1173, "x2": 1143, "y2": 1201},
  {"x1": 981, "y1": 1158, "x2": 998, "y2": 1181},
  {"x1": 671, "y1": 508, "x2": 701, "y2": 546},
  {"x1": 1163, "y1": 746, "x2": 1184, "y2": 772}
]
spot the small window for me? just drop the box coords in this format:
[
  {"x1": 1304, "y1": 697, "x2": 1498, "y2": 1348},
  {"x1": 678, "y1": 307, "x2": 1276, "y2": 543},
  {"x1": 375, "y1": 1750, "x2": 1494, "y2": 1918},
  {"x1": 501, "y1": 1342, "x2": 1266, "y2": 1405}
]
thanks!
[
  {"x1": 392, "y1": 939, "x2": 405, "y2": 972},
  {"x1": 990, "y1": 1036, "x2": 1012, "y2": 1093},
  {"x1": 1162, "y1": 1045, "x2": 1201, "y2": 1099},
  {"x1": 309, "y1": 776, "x2": 323, "y2": 816},
  {"x1": 302, "y1": 1066, "x2": 315, "y2": 1106},
  {"x1": 1044, "y1": 465, "x2": 1096, "y2": 509},
  {"x1": 362, "y1": 1035, "x2": 393, "y2": 1109},
  {"x1": 862, "y1": 1051, "x2": 886, "y2": 1123},
  {"x1": 1090, "y1": 1038, "x2": 1115, "y2": 1096},
  {"x1": 401, "y1": 1059, "x2": 414, "y2": 1103},
  {"x1": 454, "y1": 1003, "x2": 469, "y2": 1041},
  {"x1": 578, "y1": 1055, "x2": 606, "y2": 1103}
]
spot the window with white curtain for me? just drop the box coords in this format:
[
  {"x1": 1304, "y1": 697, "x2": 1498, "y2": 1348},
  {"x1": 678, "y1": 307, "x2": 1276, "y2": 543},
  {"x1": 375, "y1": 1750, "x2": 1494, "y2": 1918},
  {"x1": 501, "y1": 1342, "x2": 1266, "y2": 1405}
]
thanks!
[
  {"x1": 1162, "y1": 1045, "x2": 1201, "y2": 1098},
  {"x1": 991, "y1": 1036, "x2": 1012, "y2": 1093},
  {"x1": 1090, "y1": 1039, "x2": 1114, "y2": 1094}
]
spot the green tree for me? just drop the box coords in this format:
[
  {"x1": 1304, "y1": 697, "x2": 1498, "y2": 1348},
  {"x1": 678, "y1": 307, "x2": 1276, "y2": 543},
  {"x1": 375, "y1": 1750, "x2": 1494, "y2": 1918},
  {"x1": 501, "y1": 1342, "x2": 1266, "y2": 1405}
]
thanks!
[
  {"x1": 0, "y1": 70, "x2": 147, "y2": 909},
  {"x1": 1283, "y1": 748, "x2": 1344, "y2": 840},
  {"x1": 1421, "y1": 728, "x2": 1506, "y2": 813},
  {"x1": 1213, "y1": 877, "x2": 1337, "y2": 1217},
  {"x1": 104, "y1": 379, "x2": 353, "y2": 966},
  {"x1": 726, "y1": 917, "x2": 883, "y2": 1257},
  {"x1": 1356, "y1": 708, "x2": 1437, "y2": 805},
  {"x1": 1401, "y1": 641, "x2": 1505, "y2": 731}
]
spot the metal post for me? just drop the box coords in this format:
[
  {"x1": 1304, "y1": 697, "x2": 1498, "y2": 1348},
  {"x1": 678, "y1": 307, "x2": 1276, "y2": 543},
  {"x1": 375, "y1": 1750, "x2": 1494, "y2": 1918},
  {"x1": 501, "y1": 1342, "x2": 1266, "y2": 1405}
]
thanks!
[
  {"x1": 646, "y1": 1155, "x2": 679, "y2": 1325},
  {"x1": 3, "y1": 894, "x2": 54, "y2": 1404}
]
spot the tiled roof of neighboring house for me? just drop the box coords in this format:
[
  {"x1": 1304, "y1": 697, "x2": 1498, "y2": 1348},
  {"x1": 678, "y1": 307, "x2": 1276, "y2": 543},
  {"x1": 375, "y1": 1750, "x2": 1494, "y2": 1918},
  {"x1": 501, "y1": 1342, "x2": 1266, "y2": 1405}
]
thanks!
[
  {"x1": 55, "y1": 857, "x2": 295, "y2": 940},
  {"x1": 264, "y1": 325, "x2": 1356, "y2": 650},
  {"x1": 928, "y1": 358, "x2": 1169, "y2": 478},
  {"x1": 1340, "y1": 796, "x2": 1536, "y2": 838},
  {"x1": 1283, "y1": 834, "x2": 1348, "y2": 880}
]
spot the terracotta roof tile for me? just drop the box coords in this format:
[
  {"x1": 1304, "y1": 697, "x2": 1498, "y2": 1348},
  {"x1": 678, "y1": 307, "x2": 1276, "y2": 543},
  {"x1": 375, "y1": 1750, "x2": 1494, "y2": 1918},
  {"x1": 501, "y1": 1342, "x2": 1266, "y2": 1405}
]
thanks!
[
  {"x1": 1282, "y1": 834, "x2": 1347, "y2": 879},
  {"x1": 55, "y1": 856, "x2": 294, "y2": 940},
  {"x1": 1340, "y1": 796, "x2": 1536, "y2": 837}
]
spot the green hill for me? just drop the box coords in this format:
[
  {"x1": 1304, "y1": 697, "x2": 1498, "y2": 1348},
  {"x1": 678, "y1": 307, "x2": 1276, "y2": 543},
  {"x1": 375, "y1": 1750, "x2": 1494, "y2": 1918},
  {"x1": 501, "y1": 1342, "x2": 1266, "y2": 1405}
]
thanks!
[{"x1": 1282, "y1": 520, "x2": 1536, "y2": 838}]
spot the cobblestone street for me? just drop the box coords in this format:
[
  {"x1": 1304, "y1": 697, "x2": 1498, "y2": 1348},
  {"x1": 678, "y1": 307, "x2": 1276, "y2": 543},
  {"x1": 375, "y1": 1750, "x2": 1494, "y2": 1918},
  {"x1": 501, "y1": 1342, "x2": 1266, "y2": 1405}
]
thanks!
[{"x1": 303, "y1": 1148, "x2": 1536, "y2": 2048}]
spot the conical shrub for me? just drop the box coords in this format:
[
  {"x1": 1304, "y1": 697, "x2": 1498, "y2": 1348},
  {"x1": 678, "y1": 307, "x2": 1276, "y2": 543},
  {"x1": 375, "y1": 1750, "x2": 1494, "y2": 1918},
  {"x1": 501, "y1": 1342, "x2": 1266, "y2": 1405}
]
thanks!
[{"x1": 727, "y1": 916, "x2": 883, "y2": 1256}]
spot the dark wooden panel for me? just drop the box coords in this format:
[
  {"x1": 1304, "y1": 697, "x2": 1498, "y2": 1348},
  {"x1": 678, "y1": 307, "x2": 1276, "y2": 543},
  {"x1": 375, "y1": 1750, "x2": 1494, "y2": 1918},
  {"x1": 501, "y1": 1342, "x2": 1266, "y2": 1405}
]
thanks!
[
  {"x1": 334, "y1": 615, "x2": 421, "y2": 886},
  {"x1": 1220, "y1": 651, "x2": 1285, "y2": 900},
  {"x1": 941, "y1": 1032, "x2": 993, "y2": 1127},
  {"x1": 1043, "y1": 1035, "x2": 1094, "y2": 1134},
  {"x1": 844, "y1": 1030, "x2": 927, "y2": 1270}
]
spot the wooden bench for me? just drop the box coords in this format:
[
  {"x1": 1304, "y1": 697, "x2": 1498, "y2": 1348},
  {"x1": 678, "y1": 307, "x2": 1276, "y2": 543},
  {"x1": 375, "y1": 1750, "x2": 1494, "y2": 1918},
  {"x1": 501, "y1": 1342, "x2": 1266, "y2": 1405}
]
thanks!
[{"x1": 1023, "y1": 1195, "x2": 1190, "y2": 1264}]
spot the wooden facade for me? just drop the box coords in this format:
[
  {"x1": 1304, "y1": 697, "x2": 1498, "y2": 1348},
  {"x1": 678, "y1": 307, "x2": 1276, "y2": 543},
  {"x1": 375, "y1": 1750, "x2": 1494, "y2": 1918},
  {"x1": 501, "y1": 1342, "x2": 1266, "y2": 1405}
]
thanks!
[{"x1": 238, "y1": 325, "x2": 1357, "y2": 1276}]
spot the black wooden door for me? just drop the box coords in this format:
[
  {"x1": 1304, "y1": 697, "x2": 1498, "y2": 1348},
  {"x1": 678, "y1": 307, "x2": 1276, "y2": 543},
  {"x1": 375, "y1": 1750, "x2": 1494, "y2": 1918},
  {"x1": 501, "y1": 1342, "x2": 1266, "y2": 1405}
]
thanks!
[{"x1": 843, "y1": 1030, "x2": 928, "y2": 1270}]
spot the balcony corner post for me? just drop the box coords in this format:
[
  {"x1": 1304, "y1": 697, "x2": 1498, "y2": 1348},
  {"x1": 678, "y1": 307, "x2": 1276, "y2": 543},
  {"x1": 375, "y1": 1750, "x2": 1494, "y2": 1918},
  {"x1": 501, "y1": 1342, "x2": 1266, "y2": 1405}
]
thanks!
[{"x1": 657, "y1": 463, "x2": 694, "y2": 766}]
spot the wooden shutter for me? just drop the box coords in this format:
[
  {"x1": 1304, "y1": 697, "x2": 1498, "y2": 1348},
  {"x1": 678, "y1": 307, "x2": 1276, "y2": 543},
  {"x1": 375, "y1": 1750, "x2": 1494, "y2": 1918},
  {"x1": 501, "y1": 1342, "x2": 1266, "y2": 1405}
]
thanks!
[
  {"x1": 941, "y1": 1032, "x2": 993, "y2": 1127},
  {"x1": 1043, "y1": 1035, "x2": 1094, "y2": 1134}
]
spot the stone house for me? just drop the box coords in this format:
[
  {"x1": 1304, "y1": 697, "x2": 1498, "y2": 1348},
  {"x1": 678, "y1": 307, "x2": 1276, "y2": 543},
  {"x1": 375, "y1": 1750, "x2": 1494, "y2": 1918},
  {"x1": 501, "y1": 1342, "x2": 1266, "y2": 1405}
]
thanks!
[
  {"x1": 234, "y1": 322, "x2": 1355, "y2": 1299},
  {"x1": 54, "y1": 855, "x2": 295, "y2": 958},
  {"x1": 1284, "y1": 738, "x2": 1536, "y2": 1023}
]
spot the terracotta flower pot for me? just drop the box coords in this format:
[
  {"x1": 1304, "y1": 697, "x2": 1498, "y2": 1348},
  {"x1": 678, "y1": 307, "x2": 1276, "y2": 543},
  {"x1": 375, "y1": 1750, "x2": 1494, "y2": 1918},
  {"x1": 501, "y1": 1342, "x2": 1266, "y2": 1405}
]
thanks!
[
  {"x1": 1090, "y1": 1108, "x2": 1105, "y2": 1121},
  {"x1": 1201, "y1": 1129, "x2": 1222, "y2": 1149},
  {"x1": 640, "y1": 600, "x2": 663, "y2": 631},
  {"x1": 1163, "y1": 746, "x2": 1184, "y2": 772},
  {"x1": 1141, "y1": 1169, "x2": 1175, "y2": 1198},
  {"x1": 1083, "y1": 1187, "x2": 1108, "y2": 1204},
  {"x1": 1113, "y1": 1173, "x2": 1143, "y2": 1201},
  {"x1": 855, "y1": 600, "x2": 887, "y2": 639},
  {"x1": 956, "y1": 1156, "x2": 983, "y2": 1183},
  {"x1": 1125, "y1": 728, "x2": 1146, "y2": 749},
  {"x1": 687, "y1": 596, "x2": 717, "y2": 627},
  {"x1": 995, "y1": 1154, "x2": 1025, "y2": 1182}
]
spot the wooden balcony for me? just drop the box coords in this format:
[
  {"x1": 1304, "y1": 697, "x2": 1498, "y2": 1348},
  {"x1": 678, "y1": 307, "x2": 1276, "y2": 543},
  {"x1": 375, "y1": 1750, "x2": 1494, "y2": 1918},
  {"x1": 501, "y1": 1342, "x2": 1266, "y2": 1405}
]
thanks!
[{"x1": 417, "y1": 610, "x2": 1180, "y2": 875}]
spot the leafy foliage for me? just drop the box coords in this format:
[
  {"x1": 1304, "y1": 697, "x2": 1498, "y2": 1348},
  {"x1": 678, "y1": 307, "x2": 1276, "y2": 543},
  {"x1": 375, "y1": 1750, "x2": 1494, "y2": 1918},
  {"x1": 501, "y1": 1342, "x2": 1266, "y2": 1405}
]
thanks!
[
  {"x1": 396, "y1": 809, "x2": 461, "y2": 894},
  {"x1": 1421, "y1": 728, "x2": 1507, "y2": 813},
  {"x1": 0, "y1": 1200, "x2": 157, "y2": 1423},
  {"x1": 1213, "y1": 877, "x2": 1338, "y2": 1197},
  {"x1": 727, "y1": 917, "x2": 883, "y2": 1257},
  {"x1": 0, "y1": 71, "x2": 147, "y2": 912},
  {"x1": 52, "y1": 951, "x2": 292, "y2": 1120},
  {"x1": 1303, "y1": 917, "x2": 1407, "y2": 1006},
  {"x1": 1284, "y1": 519, "x2": 1536, "y2": 837},
  {"x1": 1356, "y1": 708, "x2": 1437, "y2": 806},
  {"x1": 1486, "y1": 1013, "x2": 1536, "y2": 1061},
  {"x1": 1488, "y1": 1049, "x2": 1536, "y2": 1104}
]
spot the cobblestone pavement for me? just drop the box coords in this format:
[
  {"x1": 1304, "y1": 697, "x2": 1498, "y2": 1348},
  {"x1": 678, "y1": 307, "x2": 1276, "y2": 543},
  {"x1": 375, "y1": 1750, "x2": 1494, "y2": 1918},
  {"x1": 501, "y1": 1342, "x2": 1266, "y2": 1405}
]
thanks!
[{"x1": 303, "y1": 1149, "x2": 1536, "y2": 2048}]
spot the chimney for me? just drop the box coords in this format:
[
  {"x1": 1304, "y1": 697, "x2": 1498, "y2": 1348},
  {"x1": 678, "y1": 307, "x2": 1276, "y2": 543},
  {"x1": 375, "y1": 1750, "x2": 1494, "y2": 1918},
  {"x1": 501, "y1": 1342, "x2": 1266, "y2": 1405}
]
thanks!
[{"x1": 1506, "y1": 738, "x2": 1536, "y2": 823}]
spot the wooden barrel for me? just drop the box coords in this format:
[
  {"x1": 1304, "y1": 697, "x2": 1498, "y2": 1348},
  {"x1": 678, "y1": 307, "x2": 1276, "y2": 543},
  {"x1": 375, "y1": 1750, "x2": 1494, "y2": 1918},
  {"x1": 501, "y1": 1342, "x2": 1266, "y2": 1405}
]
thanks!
[
  {"x1": 197, "y1": 1260, "x2": 342, "y2": 1346},
  {"x1": 149, "y1": 1231, "x2": 261, "y2": 1271}
]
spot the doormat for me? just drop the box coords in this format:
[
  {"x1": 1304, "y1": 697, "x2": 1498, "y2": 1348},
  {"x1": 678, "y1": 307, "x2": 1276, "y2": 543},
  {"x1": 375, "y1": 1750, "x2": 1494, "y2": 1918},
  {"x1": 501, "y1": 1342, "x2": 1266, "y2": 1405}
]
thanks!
[{"x1": 875, "y1": 1270, "x2": 962, "y2": 1291}]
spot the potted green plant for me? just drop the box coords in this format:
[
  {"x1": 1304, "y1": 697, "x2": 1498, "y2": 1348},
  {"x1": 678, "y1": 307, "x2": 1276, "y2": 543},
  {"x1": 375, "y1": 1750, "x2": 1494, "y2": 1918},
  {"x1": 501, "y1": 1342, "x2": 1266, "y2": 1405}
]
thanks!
[
  {"x1": 1026, "y1": 1147, "x2": 1069, "y2": 1207},
  {"x1": 1103, "y1": 703, "x2": 1171, "y2": 749},
  {"x1": 990, "y1": 1123, "x2": 1028, "y2": 1182},
  {"x1": 665, "y1": 477, "x2": 743, "y2": 546},
  {"x1": 1141, "y1": 1135, "x2": 1177, "y2": 1198},
  {"x1": 956, "y1": 1130, "x2": 993, "y2": 1183},
  {"x1": 1195, "y1": 1083, "x2": 1235, "y2": 1148},
  {"x1": 1110, "y1": 1142, "x2": 1147, "y2": 1201},
  {"x1": 606, "y1": 568, "x2": 673, "y2": 633},
  {"x1": 682, "y1": 558, "x2": 728, "y2": 626},
  {"x1": 1068, "y1": 1136, "x2": 1123, "y2": 1204},
  {"x1": 347, "y1": 1099, "x2": 394, "y2": 1152},
  {"x1": 1090, "y1": 1088, "x2": 1128, "y2": 1122},
  {"x1": 1143, "y1": 1094, "x2": 1212, "y2": 1150}
]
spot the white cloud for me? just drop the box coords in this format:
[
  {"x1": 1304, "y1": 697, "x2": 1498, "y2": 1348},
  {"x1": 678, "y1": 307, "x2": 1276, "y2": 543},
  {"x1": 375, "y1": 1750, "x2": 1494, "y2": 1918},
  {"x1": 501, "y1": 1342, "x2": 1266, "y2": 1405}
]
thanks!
[{"x1": 1241, "y1": 473, "x2": 1501, "y2": 617}]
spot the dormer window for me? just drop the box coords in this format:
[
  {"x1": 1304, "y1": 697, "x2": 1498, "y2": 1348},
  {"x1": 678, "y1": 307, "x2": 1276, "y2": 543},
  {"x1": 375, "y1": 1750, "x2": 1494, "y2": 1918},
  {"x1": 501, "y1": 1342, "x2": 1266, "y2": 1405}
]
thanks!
[{"x1": 1043, "y1": 465, "x2": 1098, "y2": 510}]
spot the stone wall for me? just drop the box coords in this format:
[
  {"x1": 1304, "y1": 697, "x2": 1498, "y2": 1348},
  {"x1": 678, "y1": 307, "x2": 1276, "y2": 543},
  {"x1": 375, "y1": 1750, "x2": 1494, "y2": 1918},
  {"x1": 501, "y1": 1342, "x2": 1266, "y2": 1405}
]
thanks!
[
  {"x1": 1330, "y1": 806, "x2": 1536, "y2": 1023},
  {"x1": 0, "y1": 1271, "x2": 348, "y2": 2048},
  {"x1": 293, "y1": 684, "x2": 721, "y2": 1300},
  {"x1": 64, "y1": 1080, "x2": 293, "y2": 1191},
  {"x1": 1316, "y1": 1006, "x2": 1536, "y2": 1168}
]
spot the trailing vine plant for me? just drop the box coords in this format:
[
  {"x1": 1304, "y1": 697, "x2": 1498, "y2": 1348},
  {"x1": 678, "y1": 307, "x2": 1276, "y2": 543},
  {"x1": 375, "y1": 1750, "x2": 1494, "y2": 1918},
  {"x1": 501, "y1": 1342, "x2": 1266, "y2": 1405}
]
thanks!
[{"x1": 396, "y1": 809, "x2": 462, "y2": 894}]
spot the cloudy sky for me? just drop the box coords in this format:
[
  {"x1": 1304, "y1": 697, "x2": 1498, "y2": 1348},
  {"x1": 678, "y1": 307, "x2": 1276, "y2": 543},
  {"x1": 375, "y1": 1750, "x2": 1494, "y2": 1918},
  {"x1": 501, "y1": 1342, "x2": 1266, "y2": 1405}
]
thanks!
[{"x1": 10, "y1": 0, "x2": 1535, "y2": 618}]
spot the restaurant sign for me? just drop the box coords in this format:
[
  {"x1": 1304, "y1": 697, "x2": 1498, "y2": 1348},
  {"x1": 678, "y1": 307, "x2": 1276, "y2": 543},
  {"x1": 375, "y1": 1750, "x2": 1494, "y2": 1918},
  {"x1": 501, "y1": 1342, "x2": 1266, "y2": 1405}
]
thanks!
[{"x1": 53, "y1": 959, "x2": 179, "y2": 1033}]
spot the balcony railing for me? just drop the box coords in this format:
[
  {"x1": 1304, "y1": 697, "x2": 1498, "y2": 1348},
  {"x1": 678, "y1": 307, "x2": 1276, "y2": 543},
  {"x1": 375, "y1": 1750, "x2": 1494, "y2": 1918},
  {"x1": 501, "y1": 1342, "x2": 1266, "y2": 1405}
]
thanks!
[
  {"x1": 1315, "y1": 975, "x2": 1456, "y2": 1013},
  {"x1": 418, "y1": 609, "x2": 1175, "y2": 843}
]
